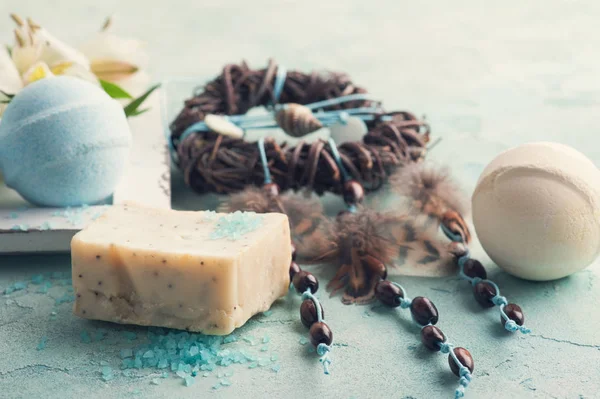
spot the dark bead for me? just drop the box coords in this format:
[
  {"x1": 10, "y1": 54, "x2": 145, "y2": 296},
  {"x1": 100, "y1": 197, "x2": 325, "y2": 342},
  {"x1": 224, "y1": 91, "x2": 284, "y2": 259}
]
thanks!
[
  {"x1": 289, "y1": 261, "x2": 301, "y2": 282},
  {"x1": 421, "y1": 325, "x2": 446, "y2": 351},
  {"x1": 448, "y1": 242, "x2": 468, "y2": 260},
  {"x1": 463, "y1": 259, "x2": 487, "y2": 280},
  {"x1": 263, "y1": 182, "x2": 279, "y2": 197},
  {"x1": 291, "y1": 243, "x2": 297, "y2": 261},
  {"x1": 410, "y1": 296, "x2": 439, "y2": 325},
  {"x1": 502, "y1": 303, "x2": 524, "y2": 327},
  {"x1": 300, "y1": 299, "x2": 324, "y2": 328},
  {"x1": 374, "y1": 280, "x2": 403, "y2": 307},
  {"x1": 342, "y1": 180, "x2": 364, "y2": 206},
  {"x1": 293, "y1": 270, "x2": 319, "y2": 294},
  {"x1": 449, "y1": 347, "x2": 474, "y2": 376},
  {"x1": 309, "y1": 322, "x2": 333, "y2": 347},
  {"x1": 473, "y1": 281, "x2": 497, "y2": 308}
]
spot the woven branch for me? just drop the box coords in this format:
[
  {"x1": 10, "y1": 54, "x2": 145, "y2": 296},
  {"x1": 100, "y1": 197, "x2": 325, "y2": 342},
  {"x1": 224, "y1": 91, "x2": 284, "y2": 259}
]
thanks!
[{"x1": 171, "y1": 59, "x2": 431, "y2": 195}]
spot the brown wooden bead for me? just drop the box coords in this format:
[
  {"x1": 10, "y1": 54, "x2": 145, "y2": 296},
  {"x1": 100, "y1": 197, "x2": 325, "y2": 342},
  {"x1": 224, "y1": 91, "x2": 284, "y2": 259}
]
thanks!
[
  {"x1": 342, "y1": 180, "x2": 364, "y2": 205},
  {"x1": 421, "y1": 325, "x2": 446, "y2": 351},
  {"x1": 449, "y1": 347, "x2": 474, "y2": 376},
  {"x1": 309, "y1": 321, "x2": 333, "y2": 347},
  {"x1": 300, "y1": 299, "x2": 324, "y2": 328},
  {"x1": 473, "y1": 281, "x2": 497, "y2": 308},
  {"x1": 374, "y1": 280, "x2": 403, "y2": 307},
  {"x1": 502, "y1": 303, "x2": 524, "y2": 327},
  {"x1": 410, "y1": 296, "x2": 439, "y2": 325},
  {"x1": 289, "y1": 261, "x2": 301, "y2": 282},
  {"x1": 290, "y1": 242, "x2": 297, "y2": 261},
  {"x1": 463, "y1": 259, "x2": 487, "y2": 280},
  {"x1": 262, "y1": 182, "x2": 280, "y2": 197},
  {"x1": 293, "y1": 270, "x2": 319, "y2": 294}
]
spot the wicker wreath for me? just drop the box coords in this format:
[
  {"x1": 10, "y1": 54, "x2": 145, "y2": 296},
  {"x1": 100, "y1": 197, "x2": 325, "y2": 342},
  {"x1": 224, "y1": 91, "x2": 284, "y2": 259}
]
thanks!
[{"x1": 170, "y1": 59, "x2": 431, "y2": 195}]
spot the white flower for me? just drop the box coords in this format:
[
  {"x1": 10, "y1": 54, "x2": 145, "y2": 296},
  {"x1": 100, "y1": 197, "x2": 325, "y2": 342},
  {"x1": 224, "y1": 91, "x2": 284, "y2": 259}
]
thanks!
[
  {"x1": 10, "y1": 15, "x2": 91, "y2": 78},
  {"x1": 79, "y1": 17, "x2": 149, "y2": 96},
  {"x1": 0, "y1": 45, "x2": 23, "y2": 117}
]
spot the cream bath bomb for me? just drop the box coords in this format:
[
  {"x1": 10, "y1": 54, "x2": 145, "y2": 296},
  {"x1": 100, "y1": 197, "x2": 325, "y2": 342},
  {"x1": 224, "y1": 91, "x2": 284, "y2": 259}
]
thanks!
[
  {"x1": 472, "y1": 142, "x2": 600, "y2": 281},
  {"x1": 0, "y1": 77, "x2": 131, "y2": 207}
]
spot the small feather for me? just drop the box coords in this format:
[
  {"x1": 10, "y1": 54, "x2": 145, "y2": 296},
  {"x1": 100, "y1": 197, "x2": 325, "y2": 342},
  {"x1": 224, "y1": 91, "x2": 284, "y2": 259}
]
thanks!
[{"x1": 389, "y1": 163, "x2": 468, "y2": 222}]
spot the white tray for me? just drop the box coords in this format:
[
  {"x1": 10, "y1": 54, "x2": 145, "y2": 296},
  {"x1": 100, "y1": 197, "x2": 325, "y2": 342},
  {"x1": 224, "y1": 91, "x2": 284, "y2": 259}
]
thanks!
[{"x1": 0, "y1": 92, "x2": 171, "y2": 254}]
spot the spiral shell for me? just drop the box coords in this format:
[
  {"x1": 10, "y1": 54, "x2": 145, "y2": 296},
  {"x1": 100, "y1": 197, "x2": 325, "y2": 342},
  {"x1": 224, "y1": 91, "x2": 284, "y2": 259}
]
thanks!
[{"x1": 275, "y1": 104, "x2": 323, "y2": 137}]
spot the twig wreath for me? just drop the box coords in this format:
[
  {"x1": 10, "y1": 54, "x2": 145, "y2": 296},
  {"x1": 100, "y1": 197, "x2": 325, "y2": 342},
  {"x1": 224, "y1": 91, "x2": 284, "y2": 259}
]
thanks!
[{"x1": 170, "y1": 59, "x2": 530, "y2": 398}]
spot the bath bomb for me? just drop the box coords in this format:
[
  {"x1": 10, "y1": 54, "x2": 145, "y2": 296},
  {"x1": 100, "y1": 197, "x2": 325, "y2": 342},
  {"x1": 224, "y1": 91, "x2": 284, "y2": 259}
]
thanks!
[
  {"x1": 472, "y1": 142, "x2": 600, "y2": 281},
  {"x1": 0, "y1": 76, "x2": 131, "y2": 207}
]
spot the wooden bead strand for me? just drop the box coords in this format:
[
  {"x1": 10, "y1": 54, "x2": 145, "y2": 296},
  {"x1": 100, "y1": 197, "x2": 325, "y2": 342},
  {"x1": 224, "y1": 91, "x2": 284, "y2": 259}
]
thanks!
[
  {"x1": 374, "y1": 279, "x2": 474, "y2": 398},
  {"x1": 290, "y1": 262, "x2": 333, "y2": 374},
  {"x1": 441, "y1": 224, "x2": 531, "y2": 334},
  {"x1": 258, "y1": 137, "x2": 333, "y2": 374}
]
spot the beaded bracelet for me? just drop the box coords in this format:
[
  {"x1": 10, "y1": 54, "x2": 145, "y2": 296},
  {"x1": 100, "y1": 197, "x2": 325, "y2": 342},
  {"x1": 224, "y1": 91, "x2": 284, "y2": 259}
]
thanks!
[{"x1": 441, "y1": 225, "x2": 531, "y2": 334}]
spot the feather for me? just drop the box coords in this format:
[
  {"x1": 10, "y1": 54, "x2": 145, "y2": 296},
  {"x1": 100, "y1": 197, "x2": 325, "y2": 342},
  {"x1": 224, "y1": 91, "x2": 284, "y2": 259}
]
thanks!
[
  {"x1": 389, "y1": 163, "x2": 468, "y2": 223},
  {"x1": 220, "y1": 187, "x2": 330, "y2": 259}
]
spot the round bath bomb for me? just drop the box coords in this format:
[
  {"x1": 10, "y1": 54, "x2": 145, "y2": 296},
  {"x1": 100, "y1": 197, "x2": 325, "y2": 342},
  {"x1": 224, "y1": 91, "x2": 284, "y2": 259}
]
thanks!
[
  {"x1": 472, "y1": 142, "x2": 600, "y2": 281},
  {"x1": 0, "y1": 77, "x2": 131, "y2": 207}
]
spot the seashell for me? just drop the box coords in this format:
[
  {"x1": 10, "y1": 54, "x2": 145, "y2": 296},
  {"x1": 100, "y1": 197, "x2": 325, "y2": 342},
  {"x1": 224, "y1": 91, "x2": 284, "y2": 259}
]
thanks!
[
  {"x1": 275, "y1": 103, "x2": 323, "y2": 137},
  {"x1": 329, "y1": 116, "x2": 368, "y2": 143},
  {"x1": 204, "y1": 114, "x2": 244, "y2": 139}
]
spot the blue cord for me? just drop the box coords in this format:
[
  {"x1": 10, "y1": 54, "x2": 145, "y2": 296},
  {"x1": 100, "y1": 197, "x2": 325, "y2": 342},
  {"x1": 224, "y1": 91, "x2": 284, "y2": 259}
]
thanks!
[
  {"x1": 443, "y1": 226, "x2": 532, "y2": 335},
  {"x1": 327, "y1": 137, "x2": 351, "y2": 182},
  {"x1": 272, "y1": 65, "x2": 287, "y2": 105},
  {"x1": 257, "y1": 138, "x2": 272, "y2": 184},
  {"x1": 305, "y1": 93, "x2": 378, "y2": 110}
]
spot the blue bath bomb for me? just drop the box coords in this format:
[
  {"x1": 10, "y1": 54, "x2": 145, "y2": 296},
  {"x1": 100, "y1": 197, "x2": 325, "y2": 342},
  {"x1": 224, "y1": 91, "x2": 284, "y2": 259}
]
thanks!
[{"x1": 0, "y1": 77, "x2": 131, "y2": 207}]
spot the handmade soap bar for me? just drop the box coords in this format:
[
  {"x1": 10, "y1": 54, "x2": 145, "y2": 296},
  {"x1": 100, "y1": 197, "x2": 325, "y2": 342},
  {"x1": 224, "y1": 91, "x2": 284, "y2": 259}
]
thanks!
[{"x1": 71, "y1": 204, "x2": 291, "y2": 334}]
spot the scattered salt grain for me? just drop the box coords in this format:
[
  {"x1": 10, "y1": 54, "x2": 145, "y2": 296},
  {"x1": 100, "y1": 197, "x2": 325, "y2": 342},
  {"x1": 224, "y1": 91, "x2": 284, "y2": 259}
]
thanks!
[
  {"x1": 299, "y1": 337, "x2": 309, "y2": 345},
  {"x1": 271, "y1": 364, "x2": 281, "y2": 373},
  {"x1": 150, "y1": 378, "x2": 160, "y2": 385},
  {"x1": 37, "y1": 336, "x2": 48, "y2": 350}
]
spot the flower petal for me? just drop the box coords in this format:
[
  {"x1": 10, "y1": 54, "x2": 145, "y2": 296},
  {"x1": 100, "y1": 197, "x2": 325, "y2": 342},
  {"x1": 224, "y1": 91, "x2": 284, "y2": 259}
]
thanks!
[
  {"x1": 22, "y1": 61, "x2": 55, "y2": 85},
  {"x1": 58, "y1": 62, "x2": 100, "y2": 85},
  {"x1": 91, "y1": 59, "x2": 139, "y2": 81},
  {"x1": 37, "y1": 29, "x2": 90, "y2": 69},
  {"x1": 0, "y1": 46, "x2": 23, "y2": 94},
  {"x1": 79, "y1": 31, "x2": 148, "y2": 69}
]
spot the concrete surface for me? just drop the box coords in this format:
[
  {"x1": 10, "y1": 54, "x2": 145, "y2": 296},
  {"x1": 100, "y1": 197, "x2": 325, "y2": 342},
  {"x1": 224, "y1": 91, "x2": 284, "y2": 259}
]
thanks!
[{"x1": 1, "y1": 1, "x2": 600, "y2": 398}]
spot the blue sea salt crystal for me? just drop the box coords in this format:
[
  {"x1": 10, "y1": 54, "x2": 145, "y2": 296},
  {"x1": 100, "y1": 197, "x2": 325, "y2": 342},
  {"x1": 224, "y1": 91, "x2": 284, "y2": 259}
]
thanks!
[
  {"x1": 209, "y1": 211, "x2": 264, "y2": 241},
  {"x1": 150, "y1": 378, "x2": 160, "y2": 385},
  {"x1": 175, "y1": 370, "x2": 187, "y2": 379},
  {"x1": 31, "y1": 275, "x2": 44, "y2": 284},
  {"x1": 271, "y1": 364, "x2": 281, "y2": 373},
  {"x1": 262, "y1": 336, "x2": 270, "y2": 344},
  {"x1": 161, "y1": 372, "x2": 168, "y2": 378},
  {"x1": 299, "y1": 337, "x2": 309, "y2": 345},
  {"x1": 37, "y1": 281, "x2": 52, "y2": 293},
  {"x1": 143, "y1": 350, "x2": 154, "y2": 358},
  {"x1": 202, "y1": 372, "x2": 210, "y2": 377},
  {"x1": 157, "y1": 359, "x2": 168, "y2": 369},
  {"x1": 37, "y1": 336, "x2": 48, "y2": 350},
  {"x1": 120, "y1": 349, "x2": 133, "y2": 359},
  {"x1": 184, "y1": 376, "x2": 195, "y2": 387},
  {"x1": 123, "y1": 332, "x2": 137, "y2": 341},
  {"x1": 260, "y1": 346, "x2": 268, "y2": 352},
  {"x1": 262, "y1": 310, "x2": 273, "y2": 317},
  {"x1": 270, "y1": 354, "x2": 278, "y2": 362},
  {"x1": 189, "y1": 346, "x2": 199, "y2": 356},
  {"x1": 101, "y1": 366, "x2": 114, "y2": 381},
  {"x1": 40, "y1": 221, "x2": 53, "y2": 230},
  {"x1": 220, "y1": 378, "x2": 231, "y2": 387},
  {"x1": 248, "y1": 362, "x2": 258, "y2": 369}
]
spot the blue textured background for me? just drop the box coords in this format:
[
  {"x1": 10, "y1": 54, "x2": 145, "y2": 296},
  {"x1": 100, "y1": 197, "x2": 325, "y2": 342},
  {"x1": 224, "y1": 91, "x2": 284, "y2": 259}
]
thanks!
[{"x1": 1, "y1": 1, "x2": 600, "y2": 398}]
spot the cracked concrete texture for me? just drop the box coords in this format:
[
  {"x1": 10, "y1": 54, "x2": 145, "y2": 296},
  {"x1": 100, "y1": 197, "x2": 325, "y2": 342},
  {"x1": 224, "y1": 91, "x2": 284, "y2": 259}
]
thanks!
[{"x1": 2, "y1": 0, "x2": 600, "y2": 398}]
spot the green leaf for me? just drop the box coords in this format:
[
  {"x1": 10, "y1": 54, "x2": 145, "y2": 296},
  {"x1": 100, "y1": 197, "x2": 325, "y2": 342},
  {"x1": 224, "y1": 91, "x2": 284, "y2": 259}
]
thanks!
[
  {"x1": 124, "y1": 84, "x2": 160, "y2": 118},
  {"x1": 5, "y1": 45, "x2": 12, "y2": 57},
  {"x1": 99, "y1": 79, "x2": 133, "y2": 99},
  {"x1": 127, "y1": 108, "x2": 149, "y2": 117}
]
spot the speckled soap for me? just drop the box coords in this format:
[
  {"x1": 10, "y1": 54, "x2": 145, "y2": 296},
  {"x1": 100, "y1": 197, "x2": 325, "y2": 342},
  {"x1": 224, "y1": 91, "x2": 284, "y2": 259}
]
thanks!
[{"x1": 70, "y1": 204, "x2": 291, "y2": 335}]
